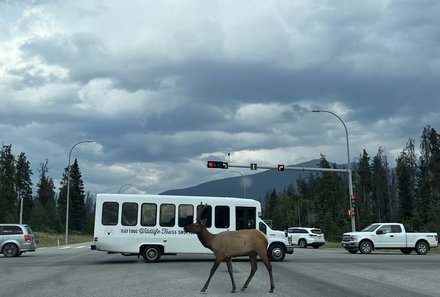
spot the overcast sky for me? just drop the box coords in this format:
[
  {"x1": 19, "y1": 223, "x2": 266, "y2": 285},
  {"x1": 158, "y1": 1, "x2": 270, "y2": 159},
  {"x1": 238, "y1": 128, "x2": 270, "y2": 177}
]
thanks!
[{"x1": 1, "y1": 0, "x2": 439, "y2": 196}]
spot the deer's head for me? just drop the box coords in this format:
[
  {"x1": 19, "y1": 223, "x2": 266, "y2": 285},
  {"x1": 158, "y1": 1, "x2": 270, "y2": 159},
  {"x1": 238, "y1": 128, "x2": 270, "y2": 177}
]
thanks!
[{"x1": 183, "y1": 203, "x2": 209, "y2": 234}]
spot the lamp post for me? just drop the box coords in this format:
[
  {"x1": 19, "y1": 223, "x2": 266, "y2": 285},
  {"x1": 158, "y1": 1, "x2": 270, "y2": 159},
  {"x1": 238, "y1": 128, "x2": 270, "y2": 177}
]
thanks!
[
  {"x1": 65, "y1": 140, "x2": 94, "y2": 245},
  {"x1": 312, "y1": 110, "x2": 356, "y2": 232},
  {"x1": 231, "y1": 170, "x2": 246, "y2": 198},
  {"x1": 19, "y1": 192, "x2": 23, "y2": 224}
]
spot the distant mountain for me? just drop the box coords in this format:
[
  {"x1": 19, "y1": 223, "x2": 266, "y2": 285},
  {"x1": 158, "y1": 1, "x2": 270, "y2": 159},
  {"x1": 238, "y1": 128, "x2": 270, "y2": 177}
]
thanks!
[{"x1": 160, "y1": 159, "x2": 329, "y2": 200}]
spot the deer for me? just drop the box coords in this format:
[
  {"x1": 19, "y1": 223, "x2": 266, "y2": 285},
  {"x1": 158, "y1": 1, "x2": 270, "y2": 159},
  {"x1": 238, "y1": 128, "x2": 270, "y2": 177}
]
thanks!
[{"x1": 183, "y1": 204, "x2": 274, "y2": 293}]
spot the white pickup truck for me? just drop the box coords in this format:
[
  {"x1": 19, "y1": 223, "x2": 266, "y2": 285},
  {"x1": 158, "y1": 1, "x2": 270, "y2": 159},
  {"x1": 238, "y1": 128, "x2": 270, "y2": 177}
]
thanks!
[{"x1": 342, "y1": 223, "x2": 439, "y2": 255}]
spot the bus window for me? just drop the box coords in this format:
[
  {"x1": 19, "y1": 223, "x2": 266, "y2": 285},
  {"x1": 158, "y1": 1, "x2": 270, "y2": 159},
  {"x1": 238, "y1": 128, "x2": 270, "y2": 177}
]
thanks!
[
  {"x1": 215, "y1": 206, "x2": 230, "y2": 228},
  {"x1": 160, "y1": 204, "x2": 175, "y2": 227},
  {"x1": 122, "y1": 202, "x2": 138, "y2": 226},
  {"x1": 141, "y1": 203, "x2": 157, "y2": 226},
  {"x1": 102, "y1": 202, "x2": 119, "y2": 226},
  {"x1": 178, "y1": 204, "x2": 194, "y2": 227},
  {"x1": 236, "y1": 207, "x2": 256, "y2": 230},
  {"x1": 197, "y1": 205, "x2": 212, "y2": 228}
]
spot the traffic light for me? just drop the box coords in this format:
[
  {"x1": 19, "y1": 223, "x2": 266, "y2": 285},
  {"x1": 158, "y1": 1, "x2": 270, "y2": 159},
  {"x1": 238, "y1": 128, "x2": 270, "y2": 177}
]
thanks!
[
  {"x1": 207, "y1": 161, "x2": 228, "y2": 169},
  {"x1": 351, "y1": 194, "x2": 356, "y2": 207}
]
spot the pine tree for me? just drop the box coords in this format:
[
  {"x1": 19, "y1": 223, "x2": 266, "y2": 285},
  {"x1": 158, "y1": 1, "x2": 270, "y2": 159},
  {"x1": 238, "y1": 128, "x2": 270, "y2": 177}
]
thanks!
[
  {"x1": 15, "y1": 152, "x2": 33, "y2": 223},
  {"x1": 273, "y1": 190, "x2": 294, "y2": 230},
  {"x1": 417, "y1": 159, "x2": 431, "y2": 229},
  {"x1": 371, "y1": 148, "x2": 391, "y2": 222},
  {"x1": 395, "y1": 138, "x2": 418, "y2": 227},
  {"x1": 263, "y1": 188, "x2": 278, "y2": 225},
  {"x1": 59, "y1": 159, "x2": 87, "y2": 233},
  {"x1": 84, "y1": 191, "x2": 95, "y2": 233},
  {"x1": 296, "y1": 174, "x2": 318, "y2": 226},
  {"x1": 419, "y1": 126, "x2": 440, "y2": 230},
  {"x1": 0, "y1": 145, "x2": 16, "y2": 222},
  {"x1": 315, "y1": 156, "x2": 347, "y2": 241},
  {"x1": 353, "y1": 149, "x2": 372, "y2": 227},
  {"x1": 33, "y1": 160, "x2": 60, "y2": 231}
]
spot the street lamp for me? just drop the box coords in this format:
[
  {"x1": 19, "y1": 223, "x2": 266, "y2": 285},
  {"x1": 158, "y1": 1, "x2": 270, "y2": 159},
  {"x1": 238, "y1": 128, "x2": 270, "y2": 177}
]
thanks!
[
  {"x1": 65, "y1": 140, "x2": 94, "y2": 245},
  {"x1": 231, "y1": 170, "x2": 247, "y2": 198},
  {"x1": 312, "y1": 110, "x2": 356, "y2": 232}
]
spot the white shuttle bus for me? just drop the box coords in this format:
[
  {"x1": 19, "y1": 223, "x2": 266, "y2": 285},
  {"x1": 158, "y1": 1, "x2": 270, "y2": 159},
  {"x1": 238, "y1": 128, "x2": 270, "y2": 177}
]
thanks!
[{"x1": 91, "y1": 194, "x2": 293, "y2": 262}]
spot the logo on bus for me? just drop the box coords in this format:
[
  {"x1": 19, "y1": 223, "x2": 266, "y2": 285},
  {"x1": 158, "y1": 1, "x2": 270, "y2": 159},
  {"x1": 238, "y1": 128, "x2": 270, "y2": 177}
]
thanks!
[{"x1": 105, "y1": 228, "x2": 114, "y2": 236}]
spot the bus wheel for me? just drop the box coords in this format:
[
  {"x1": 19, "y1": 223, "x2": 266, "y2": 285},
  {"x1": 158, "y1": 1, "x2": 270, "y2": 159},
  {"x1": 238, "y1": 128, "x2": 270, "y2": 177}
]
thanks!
[
  {"x1": 141, "y1": 246, "x2": 162, "y2": 262},
  {"x1": 268, "y1": 244, "x2": 285, "y2": 261}
]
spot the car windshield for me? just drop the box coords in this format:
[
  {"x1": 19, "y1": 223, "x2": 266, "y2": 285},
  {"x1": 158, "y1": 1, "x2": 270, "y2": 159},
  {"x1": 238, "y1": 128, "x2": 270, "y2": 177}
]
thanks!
[
  {"x1": 311, "y1": 229, "x2": 323, "y2": 234},
  {"x1": 360, "y1": 224, "x2": 380, "y2": 232}
]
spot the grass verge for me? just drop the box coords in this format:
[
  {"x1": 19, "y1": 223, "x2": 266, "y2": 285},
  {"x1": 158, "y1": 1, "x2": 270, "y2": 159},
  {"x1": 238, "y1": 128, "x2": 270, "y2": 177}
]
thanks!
[{"x1": 34, "y1": 232, "x2": 93, "y2": 247}]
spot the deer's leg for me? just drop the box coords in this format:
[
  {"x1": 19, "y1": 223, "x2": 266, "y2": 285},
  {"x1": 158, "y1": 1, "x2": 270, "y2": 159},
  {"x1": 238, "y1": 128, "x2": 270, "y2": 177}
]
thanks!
[
  {"x1": 260, "y1": 252, "x2": 275, "y2": 293},
  {"x1": 241, "y1": 252, "x2": 258, "y2": 291},
  {"x1": 225, "y1": 258, "x2": 237, "y2": 293},
  {"x1": 201, "y1": 259, "x2": 221, "y2": 292}
]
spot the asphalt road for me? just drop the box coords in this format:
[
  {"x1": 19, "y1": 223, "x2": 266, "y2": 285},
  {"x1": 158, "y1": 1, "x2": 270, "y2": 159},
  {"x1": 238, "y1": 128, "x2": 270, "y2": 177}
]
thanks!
[{"x1": 1, "y1": 244, "x2": 439, "y2": 297}]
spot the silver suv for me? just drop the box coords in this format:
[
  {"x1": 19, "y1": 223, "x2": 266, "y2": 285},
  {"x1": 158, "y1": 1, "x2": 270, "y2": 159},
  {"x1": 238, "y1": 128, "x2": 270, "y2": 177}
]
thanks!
[
  {"x1": 0, "y1": 224, "x2": 37, "y2": 257},
  {"x1": 287, "y1": 227, "x2": 325, "y2": 249}
]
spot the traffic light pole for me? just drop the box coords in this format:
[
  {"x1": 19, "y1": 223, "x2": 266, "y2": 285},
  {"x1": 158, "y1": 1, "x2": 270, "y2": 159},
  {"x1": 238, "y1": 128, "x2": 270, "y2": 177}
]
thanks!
[
  {"x1": 207, "y1": 160, "x2": 356, "y2": 232},
  {"x1": 228, "y1": 163, "x2": 355, "y2": 231},
  {"x1": 313, "y1": 110, "x2": 356, "y2": 232}
]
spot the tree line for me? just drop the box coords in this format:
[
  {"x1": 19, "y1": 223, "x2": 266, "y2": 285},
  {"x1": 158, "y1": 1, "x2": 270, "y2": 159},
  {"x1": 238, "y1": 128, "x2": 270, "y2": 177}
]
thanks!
[
  {"x1": 2, "y1": 125, "x2": 440, "y2": 240},
  {"x1": 0, "y1": 145, "x2": 94, "y2": 233},
  {"x1": 262, "y1": 125, "x2": 440, "y2": 241}
]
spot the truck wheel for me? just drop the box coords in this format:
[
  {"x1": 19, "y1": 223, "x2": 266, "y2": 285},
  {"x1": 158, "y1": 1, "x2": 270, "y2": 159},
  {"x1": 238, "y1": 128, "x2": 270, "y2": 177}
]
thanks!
[
  {"x1": 400, "y1": 248, "x2": 412, "y2": 254},
  {"x1": 298, "y1": 239, "x2": 307, "y2": 248},
  {"x1": 268, "y1": 244, "x2": 285, "y2": 261},
  {"x1": 415, "y1": 241, "x2": 429, "y2": 255},
  {"x1": 141, "y1": 246, "x2": 162, "y2": 262},
  {"x1": 359, "y1": 240, "x2": 373, "y2": 254}
]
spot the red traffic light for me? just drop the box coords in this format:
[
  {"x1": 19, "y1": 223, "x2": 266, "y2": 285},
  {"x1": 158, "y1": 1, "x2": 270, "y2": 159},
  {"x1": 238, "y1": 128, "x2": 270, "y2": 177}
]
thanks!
[
  {"x1": 351, "y1": 194, "x2": 356, "y2": 200},
  {"x1": 207, "y1": 161, "x2": 228, "y2": 169}
]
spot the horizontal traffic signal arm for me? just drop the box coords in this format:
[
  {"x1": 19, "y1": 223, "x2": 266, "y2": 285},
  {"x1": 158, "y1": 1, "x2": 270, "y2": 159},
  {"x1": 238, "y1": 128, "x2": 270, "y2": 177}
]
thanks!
[{"x1": 227, "y1": 164, "x2": 350, "y2": 173}]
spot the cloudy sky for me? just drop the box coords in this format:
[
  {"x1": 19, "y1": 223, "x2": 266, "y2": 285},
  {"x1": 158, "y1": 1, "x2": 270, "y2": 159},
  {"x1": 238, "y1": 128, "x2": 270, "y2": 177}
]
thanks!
[{"x1": 1, "y1": 0, "x2": 439, "y2": 196}]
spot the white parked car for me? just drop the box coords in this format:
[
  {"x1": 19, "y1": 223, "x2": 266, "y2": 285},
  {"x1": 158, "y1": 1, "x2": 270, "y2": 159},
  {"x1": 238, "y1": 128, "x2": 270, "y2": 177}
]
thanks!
[{"x1": 287, "y1": 227, "x2": 325, "y2": 248}]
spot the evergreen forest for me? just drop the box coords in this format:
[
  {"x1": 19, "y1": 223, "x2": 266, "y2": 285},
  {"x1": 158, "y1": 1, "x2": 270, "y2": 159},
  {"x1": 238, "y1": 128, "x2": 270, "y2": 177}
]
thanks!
[
  {"x1": 0, "y1": 147, "x2": 94, "y2": 234},
  {"x1": 262, "y1": 125, "x2": 440, "y2": 241},
  {"x1": 1, "y1": 125, "x2": 440, "y2": 242}
]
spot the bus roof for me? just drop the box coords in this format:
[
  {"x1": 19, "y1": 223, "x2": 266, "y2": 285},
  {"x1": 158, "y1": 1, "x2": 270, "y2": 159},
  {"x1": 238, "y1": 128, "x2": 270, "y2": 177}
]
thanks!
[{"x1": 96, "y1": 193, "x2": 261, "y2": 207}]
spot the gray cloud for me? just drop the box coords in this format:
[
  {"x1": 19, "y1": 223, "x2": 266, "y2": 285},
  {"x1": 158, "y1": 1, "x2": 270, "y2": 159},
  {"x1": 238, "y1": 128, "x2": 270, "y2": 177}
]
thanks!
[{"x1": 1, "y1": 0, "x2": 440, "y2": 194}]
